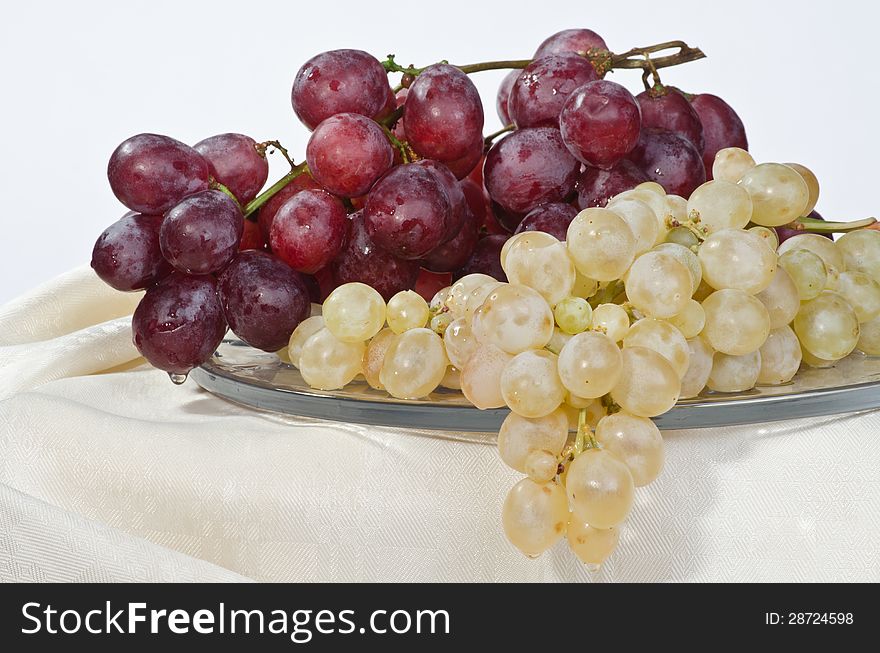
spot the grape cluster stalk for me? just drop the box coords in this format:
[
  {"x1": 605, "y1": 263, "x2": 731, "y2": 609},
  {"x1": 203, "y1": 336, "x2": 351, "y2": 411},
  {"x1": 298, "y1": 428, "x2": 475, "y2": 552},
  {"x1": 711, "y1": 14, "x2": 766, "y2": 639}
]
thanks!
[{"x1": 91, "y1": 27, "x2": 878, "y2": 568}]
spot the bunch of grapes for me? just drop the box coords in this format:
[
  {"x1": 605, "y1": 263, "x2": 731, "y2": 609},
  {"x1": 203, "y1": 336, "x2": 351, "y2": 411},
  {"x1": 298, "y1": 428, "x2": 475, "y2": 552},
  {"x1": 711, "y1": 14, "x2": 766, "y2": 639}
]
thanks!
[{"x1": 90, "y1": 27, "x2": 879, "y2": 567}]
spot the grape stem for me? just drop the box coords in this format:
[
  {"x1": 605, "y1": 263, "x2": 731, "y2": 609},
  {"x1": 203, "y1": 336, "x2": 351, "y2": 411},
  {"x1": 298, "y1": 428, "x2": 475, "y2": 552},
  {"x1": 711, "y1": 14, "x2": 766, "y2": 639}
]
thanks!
[
  {"x1": 484, "y1": 124, "x2": 515, "y2": 152},
  {"x1": 795, "y1": 217, "x2": 877, "y2": 234},
  {"x1": 257, "y1": 140, "x2": 296, "y2": 168},
  {"x1": 381, "y1": 125, "x2": 415, "y2": 163},
  {"x1": 242, "y1": 162, "x2": 309, "y2": 219},
  {"x1": 209, "y1": 179, "x2": 241, "y2": 209}
]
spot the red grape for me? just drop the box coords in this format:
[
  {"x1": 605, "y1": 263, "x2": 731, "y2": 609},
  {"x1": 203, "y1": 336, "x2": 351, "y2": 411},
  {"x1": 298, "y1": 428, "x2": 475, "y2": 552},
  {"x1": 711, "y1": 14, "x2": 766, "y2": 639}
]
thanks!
[
  {"x1": 461, "y1": 178, "x2": 505, "y2": 236},
  {"x1": 306, "y1": 113, "x2": 394, "y2": 198},
  {"x1": 626, "y1": 129, "x2": 706, "y2": 197},
  {"x1": 444, "y1": 138, "x2": 484, "y2": 180},
  {"x1": 415, "y1": 269, "x2": 452, "y2": 302},
  {"x1": 515, "y1": 203, "x2": 578, "y2": 240},
  {"x1": 194, "y1": 133, "x2": 269, "y2": 204},
  {"x1": 484, "y1": 127, "x2": 579, "y2": 215},
  {"x1": 559, "y1": 80, "x2": 641, "y2": 169},
  {"x1": 291, "y1": 49, "x2": 391, "y2": 130},
  {"x1": 534, "y1": 28, "x2": 609, "y2": 58},
  {"x1": 239, "y1": 219, "x2": 266, "y2": 251},
  {"x1": 269, "y1": 189, "x2": 349, "y2": 274},
  {"x1": 108, "y1": 134, "x2": 209, "y2": 214},
  {"x1": 218, "y1": 250, "x2": 310, "y2": 352},
  {"x1": 257, "y1": 173, "x2": 322, "y2": 242},
  {"x1": 421, "y1": 206, "x2": 479, "y2": 272},
  {"x1": 496, "y1": 70, "x2": 518, "y2": 125},
  {"x1": 491, "y1": 201, "x2": 526, "y2": 233},
  {"x1": 391, "y1": 87, "x2": 408, "y2": 142},
  {"x1": 454, "y1": 234, "x2": 509, "y2": 282},
  {"x1": 777, "y1": 211, "x2": 832, "y2": 244},
  {"x1": 91, "y1": 212, "x2": 170, "y2": 291},
  {"x1": 636, "y1": 89, "x2": 704, "y2": 152},
  {"x1": 689, "y1": 93, "x2": 748, "y2": 179},
  {"x1": 132, "y1": 273, "x2": 227, "y2": 375},
  {"x1": 576, "y1": 160, "x2": 649, "y2": 209},
  {"x1": 404, "y1": 64, "x2": 484, "y2": 162},
  {"x1": 363, "y1": 164, "x2": 451, "y2": 259},
  {"x1": 412, "y1": 159, "x2": 466, "y2": 242},
  {"x1": 508, "y1": 54, "x2": 598, "y2": 129},
  {"x1": 332, "y1": 211, "x2": 420, "y2": 301},
  {"x1": 160, "y1": 190, "x2": 243, "y2": 275}
]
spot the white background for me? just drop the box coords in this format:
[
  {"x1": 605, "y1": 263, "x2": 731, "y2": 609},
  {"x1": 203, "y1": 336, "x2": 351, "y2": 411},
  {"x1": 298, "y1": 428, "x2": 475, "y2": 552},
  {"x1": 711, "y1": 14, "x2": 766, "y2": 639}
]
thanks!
[{"x1": 1, "y1": 0, "x2": 877, "y2": 304}]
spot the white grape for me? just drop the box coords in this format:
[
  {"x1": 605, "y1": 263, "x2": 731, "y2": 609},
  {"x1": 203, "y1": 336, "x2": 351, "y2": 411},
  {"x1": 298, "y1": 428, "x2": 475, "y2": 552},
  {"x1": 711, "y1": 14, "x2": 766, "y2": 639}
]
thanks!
[
  {"x1": 446, "y1": 274, "x2": 498, "y2": 319},
  {"x1": 739, "y1": 163, "x2": 809, "y2": 227},
  {"x1": 591, "y1": 304, "x2": 630, "y2": 342},
  {"x1": 500, "y1": 231, "x2": 558, "y2": 270},
  {"x1": 554, "y1": 297, "x2": 593, "y2": 335},
  {"x1": 748, "y1": 226, "x2": 780, "y2": 252},
  {"x1": 699, "y1": 228, "x2": 777, "y2": 294},
  {"x1": 707, "y1": 350, "x2": 762, "y2": 393},
  {"x1": 712, "y1": 147, "x2": 755, "y2": 183},
  {"x1": 299, "y1": 328, "x2": 365, "y2": 390},
  {"x1": 666, "y1": 299, "x2": 706, "y2": 339},
  {"x1": 362, "y1": 327, "x2": 397, "y2": 390},
  {"x1": 757, "y1": 326, "x2": 802, "y2": 386},
  {"x1": 653, "y1": 242, "x2": 702, "y2": 292},
  {"x1": 498, "y1": 409, "x2": 569, "y2": 473},
  {"x1": 566, "y1": 519, "x2": 620, "y2": 567},
  {"x1": 837, "y1": 271, "x2": 880, "y2": 323},
  {"x1": 557, "y1": 331, "x2": 623, "y2": 399},
  {"x1": 472, "y1": 284, "x2": 554, "y2": 354},
  {"x1": 460, "y1": 344, "x2": 513, "y2": 409},
  {"x1": 778, "y1": 248, "x2": 828, "y2": 301},
  {"x1": 288, "y1": 315, "x2": 325, "y2": 368},
  {"x1": 857, "y1": 316, "x2": 880, "y2": 356},
  {"x1": 566, "y1": 208, "x2": 637, "y2": 282},
  {"x1": 755, "y1": 266, "x2": 801, "y2": 330},
  {"x1": 623, "y1": 318, "x2": 690, "y2": 378},
  {"x1": 785, "y1": 163, "x2": 820, "y2": 216},
  {"x1": 613, "y1": 188, "x2": 672, "y2": 235},
  {"x1": 702, "y1": 289, "x2": 771, "y2": 355},
  {"x1": 440, "y1": 366, "x2": 461, "y2": 390},
  {"x1": 777, "y1": 233, "x2": 844, "y2": 279},
  {"x1": 504, "y1": 239, "x2": 575, "y2": 307},
  {"x1": 565, "y1": 449, "x2": 634, "y2": 529},
  {"x1": 625, "y1": 251, "x2": 692, "y2": 319},
  {"x1": 687, "y1": 180, "x2": 753, "y2": 233},
  {"x1": 323, "y1": 282, "x2": 386, "y2": 343},
  {"x1": 595, "y1": 411, "x2": 664, "y2": 487},
  {"x1": 635, "y1": 181, "x2": 666, "y2": 196},
  {"x1": 443, "y1": 317, "x2": 478, "y2": 370},
  {"x1": 572, "y1": 272, "x2": 600, "y2": 300},
  {"x1": 666, "y1": 194, "x2": 688, "y2": 225},
  {"x1": 607, "y1": 198, "x2": 660, "y2": 255},
  {"x1": 794, "y1": 291, "x2": 860, "y2": 361},
  {"x1": 545, "y1": 327, "x2": 573, "y2": 355},
  {"x1": 679, "y1": 337, "x2": 714, "y2": 399},
  {"x1": 386, "y1": 290, "x2": 429, "y2": 334},
  {"x1": 610, "y1": 347, "x2": 681, "y2": 418},
  {"x1": 501, "y1": 350, "x2": 566, "y2": 418},
  {"x1": 502, "y1": 479, "x2": 569, "y2": 558},
  {"x1": 837, "y1": 229, "x2": 880, "y2": 281},
  {"x1": 379, "y1": 328, "x2": 447, "y2": 399}
]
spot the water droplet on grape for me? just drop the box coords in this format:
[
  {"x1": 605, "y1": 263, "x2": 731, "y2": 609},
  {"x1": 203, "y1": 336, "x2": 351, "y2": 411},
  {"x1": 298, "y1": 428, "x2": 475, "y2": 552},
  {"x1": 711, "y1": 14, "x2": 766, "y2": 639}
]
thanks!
[{"x1": 169, "y1": 372, "x2": 188, "y2": 385}]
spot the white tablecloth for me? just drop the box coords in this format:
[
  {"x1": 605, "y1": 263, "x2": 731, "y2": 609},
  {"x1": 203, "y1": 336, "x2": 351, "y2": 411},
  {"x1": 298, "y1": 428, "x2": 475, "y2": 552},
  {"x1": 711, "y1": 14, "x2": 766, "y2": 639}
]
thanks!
[{"x1": 1, "y1": 267, "x2": 878, "y2": 582}]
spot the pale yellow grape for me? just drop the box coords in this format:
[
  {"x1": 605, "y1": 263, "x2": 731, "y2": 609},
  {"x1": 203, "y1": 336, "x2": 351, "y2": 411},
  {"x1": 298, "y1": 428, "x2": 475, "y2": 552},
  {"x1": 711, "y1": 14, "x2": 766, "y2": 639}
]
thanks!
[
  {"x1": 739, "y1": 163, "x2": 809, "y2": 227},
  {"x1": 702, "y1": 289, "x2": 771, "y2": 355},
  {"x1": 595, "y1": 412, "x2": 664, "y2": 487},
  {"x1": 572, "y1": 272, "x2": 599, "y2": 300},
  {"x1": 591, "y1": 304, "x2": 630, "y2": 342},
  {"x1": 712, "y1": 147, "x2": 755, "y2": 183},
  {"x1": 501, "y1": 350, "x2": 566, "y2": 418},
  {"x1": 777, "y1": 233, "x2": 844, "y2": 279},
  {"x1": 288, "y1": 315, "x2": 325, "y2": 368},
  {"x1": 564, "y1": 392, "x2": 594, "y2": 410},
  {"x1": 785, "y1": 163, "x2": 820, "y2": 216},
  {"x1": 429, "y1": 312, "x2": 453, "y2": 336},
  {"x1": 460, "y1": 344, "x2": 513, "y2": 409},
  {"x1": 379, "y1": 328, "x2": 447, "y2": 399},
  {"x1": 610, "y1": 347, "x2": 681, "y2": 417},
  {"x1": 749, "y1": 226, "x2": 780, "y2": 251},
  {"x1": 623, "y1": 318, "x2": 690, "y2": 378},
  {"x1": 299, "y1": 328, "x2": 365, "y2": 390},
  {"x1": 554, "y1": 297, "x2": 593, "y2": 335},
  {"x1": 707, "y1": 351, "x2": 762, "y2": 392},
  {"x1": 362, "y1": 328, "x2": 397, "y2": 390},
  {"x1": 275, "y1": 347, "x2": 292, "y2": 364},
  {"x1": 323, "y1": 282, "x2": 386, "y2": 343},
  {"x1": 825, "y1": 267, "x2": 840, "y2": 291},
  {"x1": 613, "y1": 188, "x2": 671, "y2": 233},
  {"x1": 699, "y1": 229, "x2": 777, "y2": 294},
  {"x1": 625, "y1": 251, "x2": 692, "y2": 319},
  {"x1": 545, "y1": 327, "x2": 573, "y2": 355},
  {"x1": 837, "y1": 229, "x2": 880, "y2": 281},
  {"x1": 565, "y1": 449, "x2": 634, "y2": 529},
  {"x1": 429, "y1": 286, "x2": 451, "y2": 313},
  {"x1": 502, "y1": 479, "x2": 569, "y2": 557},
  {"x1": 756, "y1": 266, "x2": 800, "y2": 330},
  {"x1": 654, "y1": 242, "x2": 702, "y2": 292},
  {"x1": 836, "y1": 271, "x2": 880, "y2": 323},
  {"x1": 801, "y1": 346, "x2": 838, "y2": 369},
  {"x1": 472, "y1": 284, "x2": 554, "y2": 354},
  {"x1": 446, "y1": 274, "x2": 497, "y2": 319},
  {"x1": 386, "y1": 290, "x2": 429, "y2": 334},
  {"x1": 566, "y1": 519, "x2": 620, "y2": 567},
  {"x1": 665, "y1": 226, "x2": 700, "y2": 249},
  {"x1": 525, "y1": 450, "x2": 560, "y2": 484},
  {"x1": 607, "y1": 198, "x2": 660, "y2": 255},
  {"x1": 504, "y1": 240, "x2": 575, "y2": 306},
  {"x1": 794, "y1": 291, "x2": 861, "y2": 361},
  {"x1": 680, "y1": 337, "x2": 714, "y2": 399},
  {"x1": 557, "y1": 331, "x2": 623, "y2": 399},
  {"x1": 440, "y1": 366, "x2": 461, "y2": 390},
  {"x1": 778, "y1": 249, "x2": 828, "y2": 300},
  {"x1": 666, "y1": 300, "x2": 706, "y2": 339},
  {"x1": 497, "y1": 409, "x2": 569, "y2": 473},
  {"x1": 463, "y1": 281, "x2": 503, "y2": 317},
  {"x1": 500, "y1": 231, "x2": 559, "y2": 270},
  {"x1": 443, "y1": 317, "x2": 478, "y2": 369},
  {"x1": 666, "y1": 195, "x2": 688, "y2": 224},
  {"x1": 757, "y1": 326, "x2": 802, "y2": 385},
  {"x1": 636, "y1": 181, "x2": 666, "y2": 196},
  {"x1": 687, "y1": 180, "x2": 753, "y2": 233},
  {"x1": 857, "y1": 316, "x2": 880, "y2": 355},
  {"x1": 566, "y1": 208, "x2": 637, "y2": 282}
]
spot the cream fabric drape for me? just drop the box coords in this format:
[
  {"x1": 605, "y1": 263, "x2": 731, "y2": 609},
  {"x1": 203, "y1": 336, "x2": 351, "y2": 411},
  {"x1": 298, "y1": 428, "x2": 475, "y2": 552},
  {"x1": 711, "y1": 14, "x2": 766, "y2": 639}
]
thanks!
[{"x1": 1, "y1": 267, "x2": 878, "y2": 582}]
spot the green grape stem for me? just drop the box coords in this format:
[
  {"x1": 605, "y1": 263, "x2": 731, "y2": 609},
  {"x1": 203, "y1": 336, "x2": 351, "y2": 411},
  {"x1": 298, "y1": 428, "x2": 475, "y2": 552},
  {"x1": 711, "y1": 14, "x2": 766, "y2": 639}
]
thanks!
[
  {"x1": 242, "y1": 162, "x2": 309, "y2": 219},
  {"x1": 209, "y1": 178, "x2": 241, "y2": 210},
  {"x1": 483, "y1": 124, "x2": 515, "y2": 152},
  {"x1": 795, "y1": 217, "x2": 877, "y2": 234}
]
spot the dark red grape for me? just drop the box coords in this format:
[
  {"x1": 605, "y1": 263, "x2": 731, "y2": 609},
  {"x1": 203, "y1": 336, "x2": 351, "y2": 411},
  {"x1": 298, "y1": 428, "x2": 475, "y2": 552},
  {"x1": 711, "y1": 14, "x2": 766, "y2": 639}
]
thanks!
[
  {"x1": 461, "y1": 178, "x2": 505, "y2": 236},
  {"x1": 421, "y1": 206, "x2": 479, "y2": 272},
  {"x1": 404, "y1": 64, "x2": 484, "y2": 162},
  {"x1": 412, "y1": 159, "x2": 466, "y2": 242},
  {"x1": 444, "y1": 138, "x2": 484, "y2": 180},
  {"x1": 305, "y1": 113, "x2": 394, "y2": 198},
  {"x1": 626, "y1": 129, "x2": 706, "y2": 197},
  {"x1": 132, "y1": 273, "x2": 227, "y2": 375},
  {"x1": 194, "y1": 133, "x2": 269, "y2": 204},
  {"x1": 454, "y1": 234, "x2": 509, "y2": 282},
  {"x1": 484, "y1": 127, "x2": 580, "y2": 215},
  {"x1": 391, "y1": 87, "x2": 408, "y2": 141},
  {"x1": 415, "y1": 269, "x2": 453, "y2": 302},
  {"x1": 291, "y1": 49, "x2": 391, "y2": 130},
  {"x1": 576, "y1": 160, "x2": 649, "y2": 208},
  {"x1": 269, "y1": 189, "x2": 349, "y2": 274},
  {"x1": 491, "y1": 201, "x2": 526, "y2": 233},
  {"x1": 509, "y1": 54, "x2": 599, "y2": 129},
  {"x1": 689, "y1": 93, "x2": 748, "y2": 179},
  {"x1": 534, "y1": 28, "x2": 609, "y2": 58},
  {"x1": 332, "y1": 211, "x2": 420, "y2": 301},
  {"x1": 636, "y1": 89, "x2": 704, "y2": 152},
  {"x1": 496, "y1": 70, "x2": 518, "y2": 125},
  {"x1": 374, "y1": 85, "x2": 398, "y2": 123},
  {"x1": 515, "y1": 203, "x2": 578, "y2": 240},
  {"x1": 239, "y1": 219, "x2": 266, "y2": 251},
  {"x1": 257, "y1": 173, "x2": 322, "y2": 242},
  {"x1": 159, "y1": 190, "x2": 243, "y2": 275},
  {"x1": 776, "y1": 210, "x2": 832, "y2": 244},
  {"x1": 91, "y1": 212, "x2": 170, "y2": 291},
  {"x1": 218, "y1": 250, "x2": 310, "y2": 352},
  {"x1": 559, "y1": 80, "x2": 641, "y2": 169},
  {"x1": 363, "y1": 164, "x2": 451, "y2": 259},
  {"x1": 108, "y1": 134, "x2": 209, "y2": 214}
]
